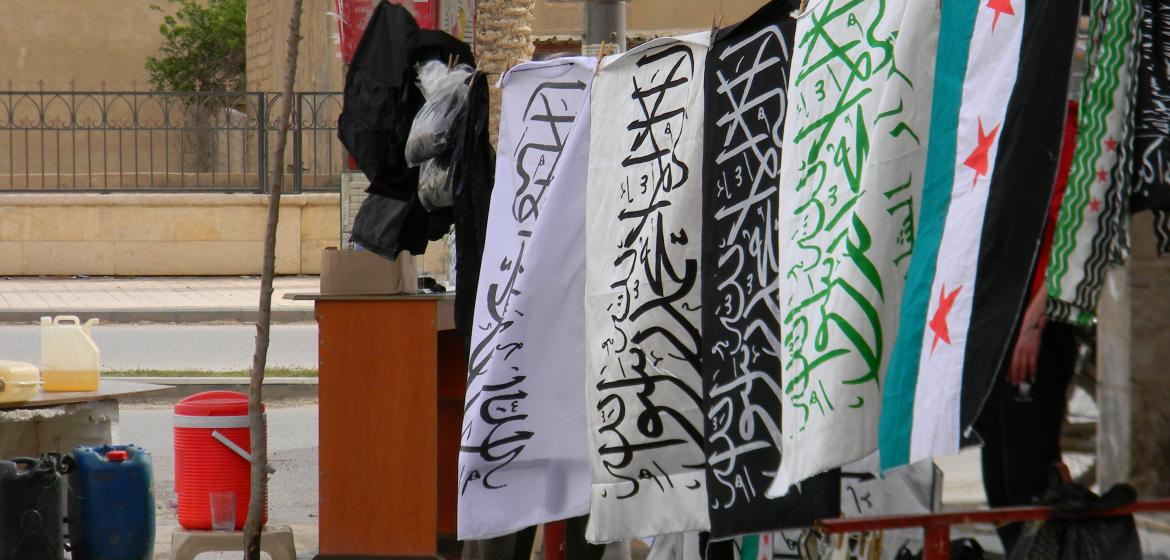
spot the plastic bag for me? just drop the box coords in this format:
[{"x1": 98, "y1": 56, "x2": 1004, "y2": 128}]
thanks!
[
  {"x1": 894, "y1": 539, "x2": 984, "y2": 560},
  {"x1": 405, "y1": 61, "x2": 473, "y2": 165},
  {"x1": 418, "y1": 155, "x2": 453, "y2": 211},
  {"x1": 1009, "y1": 483, "x2": 1141, "y2": 560}
]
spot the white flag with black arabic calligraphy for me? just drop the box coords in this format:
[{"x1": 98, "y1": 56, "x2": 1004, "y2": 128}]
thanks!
[
  {"x1": 585, "y1": 32, "x2": 711, "y2": 542},
  {"x1": 459, "y1": 58, "x2": 595, "y2": 541}
]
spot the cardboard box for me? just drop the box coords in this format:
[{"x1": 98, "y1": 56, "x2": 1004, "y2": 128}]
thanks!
[{"x1": 320, "y1": 248, "x2": 417, "y2": 295}]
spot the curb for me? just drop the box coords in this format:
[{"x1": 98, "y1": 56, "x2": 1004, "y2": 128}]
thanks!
[
  {"x1": 112, "y1": 377, "x2": 318, "y2": 404},
  {"x1": 129, "y1": 377, "x2": 318, "y2": 385},
  {"x1": 0, "y1": 307, "x2": 315, "y2": 325}
]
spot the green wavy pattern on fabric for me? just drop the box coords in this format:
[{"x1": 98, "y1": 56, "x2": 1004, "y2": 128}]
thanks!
[{"x1": 1046, "y1": 0, "x2": 1132, "y2": 326}]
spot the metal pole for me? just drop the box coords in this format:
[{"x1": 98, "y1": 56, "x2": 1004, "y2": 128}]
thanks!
[
  {"x1": 1097, "y1": 263, "x2": 1131, "y2": 489},
  {"x1": 922, "y1": 524, "x2": 951, "y2": 560},
  {"x1": 543, "y1": 521, "x2": 566, "y2": 560},
  {"x1": 582, "y1": 0, "x2": 627, "y2": 56}
]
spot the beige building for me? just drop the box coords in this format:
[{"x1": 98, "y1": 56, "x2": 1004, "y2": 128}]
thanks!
[
  {"x1": 1, "y1": 1, "x2": 170, "y2": 91},
  {"x1": 533, "y1": 0, "x2": 767, "y2": 52},
  {"x1": 2, "y1": 0, "x2": 771, "y2": 93},
  {"x1": 244, "y1": 0, "x2": 772, "y2": 92},
  {"x1": 0, "y1": 0, "x2": 767, "y2": 276}
]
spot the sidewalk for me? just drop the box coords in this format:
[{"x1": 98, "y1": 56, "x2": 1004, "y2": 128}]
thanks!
[{"x1": 0, "y1": 276, "x2": 318, "y2": 323}]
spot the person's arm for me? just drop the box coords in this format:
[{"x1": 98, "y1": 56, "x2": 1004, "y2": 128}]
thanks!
[{"x1": 1009, "y1": 288, "x2": 1048, "y2": 385}]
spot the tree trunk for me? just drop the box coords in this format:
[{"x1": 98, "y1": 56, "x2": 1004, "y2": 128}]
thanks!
[
  {"x1": 475, "y1": 0, "x2": 536, "y2": 144},
  {"x1": 245, "y1": 0, "x2": 303, "y2": 558}
]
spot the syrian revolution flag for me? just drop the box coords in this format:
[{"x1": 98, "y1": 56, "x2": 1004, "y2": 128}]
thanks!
[
  {"x1": 879, "y1": 0, "x2": 1081, "y2": 470},
  {"x1": 459, "y1": 58, "x2": 595, "y2": 540}
]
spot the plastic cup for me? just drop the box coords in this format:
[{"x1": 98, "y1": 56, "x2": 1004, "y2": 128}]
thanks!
[{"x1": 209, "y1": 491, "x2": 236, "y2": 532}]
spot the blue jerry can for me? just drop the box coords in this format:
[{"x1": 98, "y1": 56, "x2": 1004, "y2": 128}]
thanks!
[{"x1": 68, "y1": 445, "x2": 155, "y2": 560}]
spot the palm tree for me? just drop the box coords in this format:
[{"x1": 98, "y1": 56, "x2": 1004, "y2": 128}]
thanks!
[{"x1": 475, "y1": 0, "x2": 536, "y2": 143}]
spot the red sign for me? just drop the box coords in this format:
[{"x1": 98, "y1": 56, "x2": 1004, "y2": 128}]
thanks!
[
  {"x1": 412, "y1": 0, "x2": 439, "y2": 30},
  {"x1": 336, "y1": 0, "x2": 375, "y2": 64},
  {"x1": 336, "y1": 0, "x2": 443, "y2": 64}
]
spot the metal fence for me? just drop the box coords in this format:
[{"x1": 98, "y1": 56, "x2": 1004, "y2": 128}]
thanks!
[{"x1": 0, "y1": 90, "x2": 344, "y2": 193}]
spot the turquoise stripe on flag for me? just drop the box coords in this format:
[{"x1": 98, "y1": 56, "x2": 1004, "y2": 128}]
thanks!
[{"x1": 878, "y1": 0, "x2": 979, "y2": 472}]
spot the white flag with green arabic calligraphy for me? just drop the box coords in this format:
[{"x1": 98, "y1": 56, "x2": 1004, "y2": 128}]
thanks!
[{"x1": 769, "y1": 0, "x2": 939, "y2": 494}]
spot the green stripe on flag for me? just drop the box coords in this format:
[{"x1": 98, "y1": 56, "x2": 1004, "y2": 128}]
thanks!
[
  {"x1": 878, "y1": 0, "x2": 979, "y2": 472},
  {"x1": 739, "y1": 535, "x2": 760, "y2": 559}
]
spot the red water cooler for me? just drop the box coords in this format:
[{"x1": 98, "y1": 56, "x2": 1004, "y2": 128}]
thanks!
[{"x1": 173, "y1": 391, "x2": 267, "y2": 530}]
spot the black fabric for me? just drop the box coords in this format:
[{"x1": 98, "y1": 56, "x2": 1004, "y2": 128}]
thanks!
[
  {"x1": 701, "y1": 0, "x2": 839, "y2": 539},
  {"x1": 0, "y1": 455, "x2": 66, "y2": 560},
  {"x1": 450, "y1": 73, "x2": 495, "y2": 339},
  {"x1": 977, "y1": 321, "x2": 1079, "y2": 555},
  {"x1": 1134, "y1": 0, "x2": 1170, "y2": 213},
  {"x1": 349, "y1": 192, "x2": 412, "y2": 259},
  {"x1": 1134, "y1": 0, "x2": 1170, "y2": 254},
  {"x1": 960, "y1": 0, "x2": 1080, "y2": 436},
  {"x1": 563, "y1": 515, "x2": 606, "y2": 560},
  {"x1": 1009, "y1": 484, "x2": 1141, "y2": 560},
  {"x1": 338, "y1": 1, "x2": 474, "y2": 257},
  {"x1": 460, "y1": 525, "x2": 538, "y2": 560},
  {"x1": 338, "y1": 2, "x2": 419, "y2": 200},
  {"x1": 705, "y1": 537, "x2": 735, "y2": 560},
  {"x1": 895, "y1": 539, "x2": 985, "y2": 560}
]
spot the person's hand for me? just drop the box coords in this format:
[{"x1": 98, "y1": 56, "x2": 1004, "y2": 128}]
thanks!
[
  {"x1": 1010, "y1": 289, "x2": 1049, "y2": 385},
  {"x1": 1010, "y1": 322, "x2": 1043, "y2": 385}
]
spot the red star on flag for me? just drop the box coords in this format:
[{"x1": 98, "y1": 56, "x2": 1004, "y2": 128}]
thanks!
[
  {"x1": 929, "y1": 284, "x2": 963, "y2": 353},
  {"x1": 987, "y1": 0, "x2": 1015, "y2": 32},
  {"x1": 963, "y1": 118, "x2": 1001, "y2": 188},
  {"x1": 1097, "y1": 169, "x2": 1107, "y2": 183},
  {"x1": 1105, "y1": 137, "x2": 1118, "y2": 151},
  {"x1": 1090, "y1": 198, "x2": 1102, "y2": 212}
]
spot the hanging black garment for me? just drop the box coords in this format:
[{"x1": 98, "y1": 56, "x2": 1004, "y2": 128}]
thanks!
[
  {"x1": 700, "y1": 0, "x2": 840, "y2": 539},
  {"x1": 350, "y1": 193, "x2": 414, "y2": 258},
  {"x1": 338, "y1": 1, "x2": 474, "y2": 257},
  {"x1": 338, "y1": 2, "x2": 420, "y2": 200},
  {"x1": 450, "y1": 72, "x2": 495, "y2": 339}
]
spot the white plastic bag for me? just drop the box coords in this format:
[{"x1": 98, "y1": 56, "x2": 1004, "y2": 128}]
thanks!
[
  {"x1": 406, "y1": 61, "x2": 473, "y2": 165},
  {"x1": 418, "y1": 156, "x2": 453, "y2": 211}
]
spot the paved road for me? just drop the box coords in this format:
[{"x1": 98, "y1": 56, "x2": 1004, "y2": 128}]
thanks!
[{"x1": 0, "y1": 324, "x2": 317, "y2": 371}]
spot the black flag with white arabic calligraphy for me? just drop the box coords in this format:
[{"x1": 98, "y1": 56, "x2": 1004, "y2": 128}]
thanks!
[{"x1": 701, "y1": 0, "x2": 840, "y2": 539}]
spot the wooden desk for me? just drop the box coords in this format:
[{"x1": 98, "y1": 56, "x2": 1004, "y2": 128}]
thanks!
[
  {"x1": 0, "y1": 379, "x2": 172, "y2": 410},
  {"x1": 0, "y1": 380, "x2": 173, "y2": 457},
  {"x1": 289, "y1": 293, "x2": 464, "y2": 559}
]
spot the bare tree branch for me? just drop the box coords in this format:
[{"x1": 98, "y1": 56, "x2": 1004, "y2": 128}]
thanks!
[{"x1": 245, "y1": 0, "x2": 302, "y2": 558}]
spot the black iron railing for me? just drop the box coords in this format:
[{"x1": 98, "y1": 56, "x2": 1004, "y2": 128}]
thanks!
[{"x1": 0, "y1": 89, "x2": 343, "y2": 193}]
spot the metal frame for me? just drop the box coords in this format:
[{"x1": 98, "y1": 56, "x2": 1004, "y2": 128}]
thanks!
[
  {"x1": 0, "y1": 89, "x2": 342, "y2": 193},
  {"x1": 818, "y1": 499, "x2": 1170, "y2": 560}
]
